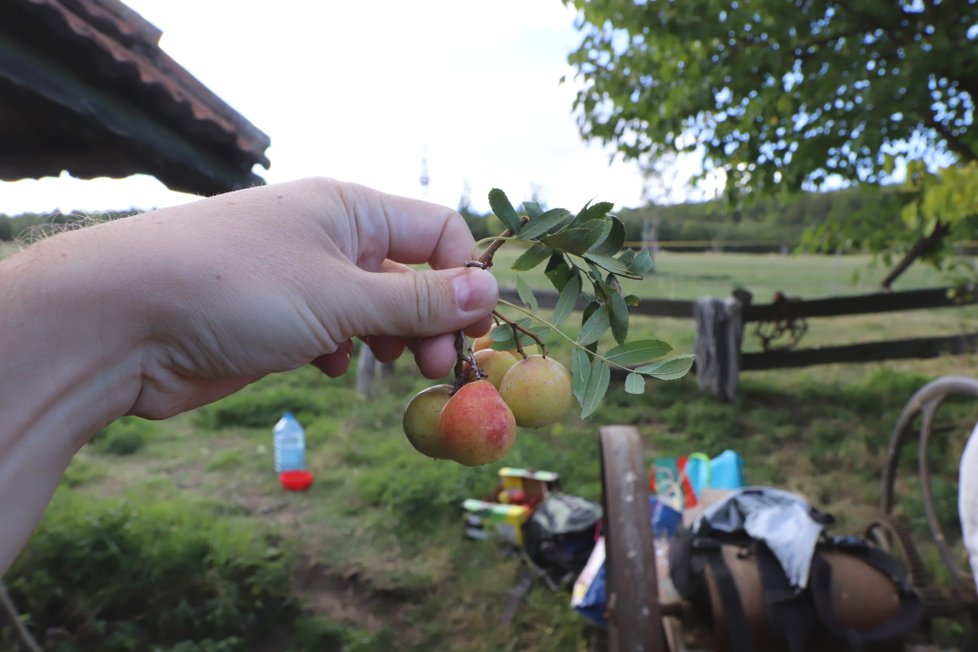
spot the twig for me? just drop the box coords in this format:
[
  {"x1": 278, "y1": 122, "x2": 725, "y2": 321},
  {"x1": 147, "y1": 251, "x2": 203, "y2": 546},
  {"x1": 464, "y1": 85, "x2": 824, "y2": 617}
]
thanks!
[
  {"x1": 453, "y1": 332, "x2": 484, "y2": 392},
  {"x1": 492, "y1": 310, "x2": 547, "y2": 357},
  {"x1": 0, "y1": 581, "x2": 42, "y2": 652},
  {"x1": 453, "y1": 217, "x2": 531, "y2": 387}
]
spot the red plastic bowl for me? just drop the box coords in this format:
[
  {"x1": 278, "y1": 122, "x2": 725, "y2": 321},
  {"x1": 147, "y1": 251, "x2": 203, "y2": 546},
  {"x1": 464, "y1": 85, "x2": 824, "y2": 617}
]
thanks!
[{"x1": 279, "y1": 470, "x2": 314, "y2": 492}]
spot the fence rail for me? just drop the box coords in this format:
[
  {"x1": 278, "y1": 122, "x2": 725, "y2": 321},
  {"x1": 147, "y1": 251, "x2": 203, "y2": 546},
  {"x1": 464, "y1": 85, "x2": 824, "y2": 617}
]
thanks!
[
  {"x1": 501, "y1": 286, "x2": 975, "y2": 322},
  {"x1": 500, "y1": 285, "x2": 978, "y2": 398}
]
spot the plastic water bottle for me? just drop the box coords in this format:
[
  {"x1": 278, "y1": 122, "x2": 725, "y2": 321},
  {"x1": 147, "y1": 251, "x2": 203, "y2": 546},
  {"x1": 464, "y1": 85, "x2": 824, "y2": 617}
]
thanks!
[{"x1": 273, "y1": 412, "x2": 306, "y2": 472}]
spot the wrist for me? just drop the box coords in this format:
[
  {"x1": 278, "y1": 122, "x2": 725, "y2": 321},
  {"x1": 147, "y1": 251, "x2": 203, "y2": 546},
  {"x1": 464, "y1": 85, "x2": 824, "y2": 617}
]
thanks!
[{"x1": 0, "y1": 226, "x2": 145, "y2": 449}]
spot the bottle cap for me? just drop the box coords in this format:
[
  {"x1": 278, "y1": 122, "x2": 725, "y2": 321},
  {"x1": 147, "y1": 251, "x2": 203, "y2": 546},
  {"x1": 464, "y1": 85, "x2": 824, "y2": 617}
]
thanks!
[{"x1": 279, "y1": 470, "x2": 314, "y2": 492}]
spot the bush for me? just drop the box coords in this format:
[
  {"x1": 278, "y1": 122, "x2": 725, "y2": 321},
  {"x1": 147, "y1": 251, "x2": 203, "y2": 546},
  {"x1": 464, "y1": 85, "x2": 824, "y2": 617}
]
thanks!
[
  {"x1": 6, "y1": 488, "x2": 296, "y2": 651},
  {"x1": 192, "y1": 386, "x2": 326, "y2": 429},
  {"x1": 92, "y1": 418, "x2": 157, "y2": 455}
]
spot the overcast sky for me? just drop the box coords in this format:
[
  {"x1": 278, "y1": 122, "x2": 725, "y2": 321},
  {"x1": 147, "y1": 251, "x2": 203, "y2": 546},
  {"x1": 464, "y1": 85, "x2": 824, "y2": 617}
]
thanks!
[{"x1": 1, "y1": 1, "x2": 707, "y2": 216}]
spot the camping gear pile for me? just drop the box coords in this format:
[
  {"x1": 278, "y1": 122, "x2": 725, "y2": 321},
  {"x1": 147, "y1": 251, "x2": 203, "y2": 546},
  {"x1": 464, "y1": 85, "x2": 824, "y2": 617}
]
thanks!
[{"x1": 571, "y1": 450, "x2": 925, "y2": 652}]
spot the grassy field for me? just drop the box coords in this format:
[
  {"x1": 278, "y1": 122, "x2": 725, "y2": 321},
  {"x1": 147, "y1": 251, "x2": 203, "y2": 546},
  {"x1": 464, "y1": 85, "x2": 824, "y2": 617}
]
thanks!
[{"x1": 4, "y1": 245, "x2": 978, "y2": 651}]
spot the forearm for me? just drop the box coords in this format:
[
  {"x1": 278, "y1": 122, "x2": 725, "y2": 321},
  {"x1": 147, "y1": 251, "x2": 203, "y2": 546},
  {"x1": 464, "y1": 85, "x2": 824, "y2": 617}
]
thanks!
[{"x1": 0, "y1": 228, "x2": 143, "y2": 574}]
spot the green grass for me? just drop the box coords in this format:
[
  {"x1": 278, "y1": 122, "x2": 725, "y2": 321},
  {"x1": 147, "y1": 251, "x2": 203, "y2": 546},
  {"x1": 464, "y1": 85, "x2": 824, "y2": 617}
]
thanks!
[{"x1": 6, "y1": 248, "x2": 978, "y2": 650}]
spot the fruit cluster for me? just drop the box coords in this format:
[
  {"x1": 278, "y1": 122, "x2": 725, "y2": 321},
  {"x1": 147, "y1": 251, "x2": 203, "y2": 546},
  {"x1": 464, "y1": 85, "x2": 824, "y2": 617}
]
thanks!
[{"x1": 402, "y1": 335, "x2": 572, "y2": 466}]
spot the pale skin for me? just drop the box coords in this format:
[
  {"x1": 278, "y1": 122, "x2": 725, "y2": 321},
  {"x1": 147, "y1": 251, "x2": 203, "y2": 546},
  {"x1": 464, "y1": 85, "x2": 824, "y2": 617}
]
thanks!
[{"x1": 0, "y1": 177, "x2": 498, "y2": 574}]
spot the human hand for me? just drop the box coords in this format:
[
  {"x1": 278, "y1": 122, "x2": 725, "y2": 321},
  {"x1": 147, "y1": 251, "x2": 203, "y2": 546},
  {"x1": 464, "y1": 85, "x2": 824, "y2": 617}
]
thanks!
[{"x1": 50, "y1": 177, "x2": 498, "y2": 419}]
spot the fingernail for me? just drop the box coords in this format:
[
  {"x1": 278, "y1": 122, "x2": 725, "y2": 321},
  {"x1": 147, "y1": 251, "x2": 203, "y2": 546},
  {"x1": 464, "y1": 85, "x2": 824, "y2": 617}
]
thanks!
[{"x1": 453, "y1": 268, "x2": 498, "y2": 313}]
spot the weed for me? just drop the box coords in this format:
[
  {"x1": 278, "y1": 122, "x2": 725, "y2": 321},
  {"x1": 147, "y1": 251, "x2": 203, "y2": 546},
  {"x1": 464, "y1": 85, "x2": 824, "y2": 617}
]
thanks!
[{"x1": 7, "y1": 488, "x2": 296, "y2": 651}]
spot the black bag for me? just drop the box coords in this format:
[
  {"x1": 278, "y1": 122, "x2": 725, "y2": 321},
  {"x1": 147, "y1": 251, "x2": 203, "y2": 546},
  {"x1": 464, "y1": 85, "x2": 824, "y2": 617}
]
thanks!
[
  {"x1": 522, "y1": 493, "x2": 601, "y2": 585},
  {"x1": 669, "y1": 530, "x2": 923, "y2": 652}
]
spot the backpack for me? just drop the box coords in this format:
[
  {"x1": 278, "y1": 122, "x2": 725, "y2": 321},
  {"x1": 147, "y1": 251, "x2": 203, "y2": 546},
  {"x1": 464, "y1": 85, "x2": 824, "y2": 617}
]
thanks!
[
  {"x1": 669, "y1": 529, "x2": 924, "y2": 652},
  {"x1": 522, "y1": 493, "x2": 602, "y2": 586}
]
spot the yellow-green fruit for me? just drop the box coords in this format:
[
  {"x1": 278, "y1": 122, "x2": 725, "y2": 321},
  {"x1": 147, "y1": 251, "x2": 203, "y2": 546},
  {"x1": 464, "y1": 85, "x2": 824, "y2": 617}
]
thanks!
[
  {"x1": 472, "y1": 334, "x2": 494, "y2": 351},
  {"x1": 498, "y1": 355, "x2": 573, "y2": 428},
  {"x1": 402, "y1": 384, "x2": 453, "y2": 458},
  {"x1": 472, "y1": 335, "x2": 520, "y2": 359},
  {"x1": 464, "y1": 349, "x2": 520, "y2": 389}
]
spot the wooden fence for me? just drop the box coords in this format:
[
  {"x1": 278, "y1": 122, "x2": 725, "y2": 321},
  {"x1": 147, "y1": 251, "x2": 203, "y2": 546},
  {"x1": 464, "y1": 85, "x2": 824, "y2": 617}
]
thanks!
[{"x1": 499, "y1": 286, "x2": 978, "y2": 399}]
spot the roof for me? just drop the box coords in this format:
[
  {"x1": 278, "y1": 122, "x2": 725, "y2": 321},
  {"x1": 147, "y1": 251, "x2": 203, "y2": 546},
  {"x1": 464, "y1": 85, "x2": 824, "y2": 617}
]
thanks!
[{"x1": 0, "y1": 0, "x2": 270, "y2": 196}]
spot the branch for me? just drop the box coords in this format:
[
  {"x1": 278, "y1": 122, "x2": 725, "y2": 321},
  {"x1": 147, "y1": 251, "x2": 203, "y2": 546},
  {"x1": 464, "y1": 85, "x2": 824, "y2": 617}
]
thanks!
[
  {"x1": 0, "y1": 581, "x2": 42, "y2": 652},
  {"x1": 881, "y1": 220, "x2": 951, "y2": 290}
]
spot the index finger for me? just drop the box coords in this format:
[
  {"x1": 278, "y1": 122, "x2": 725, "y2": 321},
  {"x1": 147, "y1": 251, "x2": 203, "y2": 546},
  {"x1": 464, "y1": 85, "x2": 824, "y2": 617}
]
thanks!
[{"x1": 343, "y1": 185, "x2": 478, "y2": 271}]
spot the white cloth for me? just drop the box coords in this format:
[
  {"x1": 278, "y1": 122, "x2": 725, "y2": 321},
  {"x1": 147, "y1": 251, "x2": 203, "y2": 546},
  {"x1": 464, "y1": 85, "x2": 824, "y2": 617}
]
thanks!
[{"x1": 958, "y1": 421, "x2": 978, "y2": 592}]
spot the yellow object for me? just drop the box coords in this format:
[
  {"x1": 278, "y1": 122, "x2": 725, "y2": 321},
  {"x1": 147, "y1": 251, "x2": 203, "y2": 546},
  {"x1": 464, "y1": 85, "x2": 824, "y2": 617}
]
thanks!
[
  {"x1": 462, "y1": 499, "x2": 531, "y2": 547},
  {"x1": 499, "y1": 467, "x2": 560, "y2": 501}
]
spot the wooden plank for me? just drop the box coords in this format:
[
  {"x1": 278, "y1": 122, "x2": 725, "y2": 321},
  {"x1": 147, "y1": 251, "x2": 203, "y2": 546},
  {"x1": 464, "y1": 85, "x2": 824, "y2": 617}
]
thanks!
[
  {"x1": 599, "y1": 425, "x2": 667, "y2": 652},
  {"x1": 741, "y1": 287, "x2": 975, "y2": 322},
  {"x1": 501, "y1": 286, "x2": 974, "y2": 323},
  {"x1": 740, "y1": 332, "x2": 978, "y2": 371},
  {"x1": 499, "y1": 288, "x2": 694, "y2": 318}
]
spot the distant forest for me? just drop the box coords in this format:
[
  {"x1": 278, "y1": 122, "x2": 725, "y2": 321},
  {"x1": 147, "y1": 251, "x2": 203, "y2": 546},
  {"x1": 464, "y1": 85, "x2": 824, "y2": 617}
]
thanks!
[
  {"x1": 460, "y1": 185, "x2": 912, "y2": 254},
  {"x1": 3, "y1": 186, "x2": 972, "y2": 256}
]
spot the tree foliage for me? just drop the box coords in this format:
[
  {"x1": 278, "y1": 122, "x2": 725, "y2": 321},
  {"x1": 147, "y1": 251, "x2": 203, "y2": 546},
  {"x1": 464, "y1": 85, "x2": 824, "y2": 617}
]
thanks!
[{"x1": 564, "y1": 0, "x2": 978, "y2": 198}]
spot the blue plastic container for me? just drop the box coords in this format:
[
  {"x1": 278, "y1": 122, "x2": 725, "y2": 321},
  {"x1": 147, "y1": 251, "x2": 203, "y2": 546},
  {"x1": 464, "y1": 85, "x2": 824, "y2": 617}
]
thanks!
[
  {"x1": 273, "y1": 412, "x2": 306, "y2": 472},
  {"x1": 710, "y1": 449, "x2": 745, "y2": 489}
]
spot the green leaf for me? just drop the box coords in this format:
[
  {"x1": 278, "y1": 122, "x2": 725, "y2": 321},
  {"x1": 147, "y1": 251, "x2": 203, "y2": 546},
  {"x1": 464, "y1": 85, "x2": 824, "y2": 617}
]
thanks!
[
  {"x1": 522, "y1": 200, "x2": 543, "y2": 219},
  {"x1": 589, "y1": 216, "x2": 625, "y2": 255},
  {"x1": 544, "y1": 253, "x2": 574, "y2": 291},
  {"x1": 516, "y1": 277, "x2": 539, "y2": 312},
  {"x1": 585, "y1": 252, "x2": 640, "y2": 278},
  {"x1": 540, "y1": 220, "x2": 608, "y2": 255},
  {"x1": 635, "y1": 354, "x2": 695, "y2": 380},
  {"x1": 624, "y1": 294, "x2": 640, "y2": 307},
  {"x1": 571, "y1": 348, "x2": 591, "y2": 406},
  {"x1": 571, "y1": 200, "x2": 615, "y2": 227},
  {"x1": 488, "y1": 188, "x2": 522, "y2": 234},
  {"x1": 605, "y1": 339, "x2": 673, "y2": 365},
  {"x1": 628, "y1": 249, "x2": 655, "y2": 275},
  {"x1": 511, "y1": 243, "x2": 553, "y2": 271},
  {"x1": 577, "y1": 305, "x2": 610, "y2": 346},
  {"x1": 609, "y1": 291, "x2": 629, "y2": 344},
  {"x1": 519, "y1": 208, "x2": 572, "y2": 239},
  {"x1": 624, "y1": 373, "x2": 646, "y2": 395},
  {"x1": 580, "y1": 361, "x2": 611, "y2": 419},
  {"x1": 552, "y1": 275, "x2": 582, "y2": 326}
]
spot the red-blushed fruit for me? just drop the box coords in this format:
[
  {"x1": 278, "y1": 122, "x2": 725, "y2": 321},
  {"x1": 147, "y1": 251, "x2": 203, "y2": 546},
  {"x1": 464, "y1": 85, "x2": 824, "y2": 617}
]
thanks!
[
  {"x1": 498, "y1": 355, "x2": 573, "y2": 428},
  {"x1": 437, "y1": 380, "x2": 517, "y2": 466},
  {"x1": 402, "y1": 384, "x2": 453, "y2": 458},
  {"x1": 463, "y1": 348, "x2": 520, "y2": 389}
]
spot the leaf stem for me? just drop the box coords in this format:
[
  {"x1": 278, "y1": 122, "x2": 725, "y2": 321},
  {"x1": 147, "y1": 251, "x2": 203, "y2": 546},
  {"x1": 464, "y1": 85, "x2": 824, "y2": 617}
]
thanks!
[{"x1": 495, "y1": 298, "x2": 645, "y2": 376}]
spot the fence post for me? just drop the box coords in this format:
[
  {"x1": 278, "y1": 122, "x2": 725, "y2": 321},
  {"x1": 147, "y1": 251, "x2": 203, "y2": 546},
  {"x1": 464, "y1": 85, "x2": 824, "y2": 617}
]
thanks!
[
  {"x1": 355, "y1": 346, "x2": 395, "y2": 396},
  {"x1": 693, "y1": 296, "x2": 743, "y2": 401}
]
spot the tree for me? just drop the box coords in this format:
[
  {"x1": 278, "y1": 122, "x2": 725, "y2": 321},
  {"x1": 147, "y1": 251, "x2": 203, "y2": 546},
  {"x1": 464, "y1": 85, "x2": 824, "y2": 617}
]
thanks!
[{"x1": 564, "y1": 0, "x2": 978, "y2": 197}]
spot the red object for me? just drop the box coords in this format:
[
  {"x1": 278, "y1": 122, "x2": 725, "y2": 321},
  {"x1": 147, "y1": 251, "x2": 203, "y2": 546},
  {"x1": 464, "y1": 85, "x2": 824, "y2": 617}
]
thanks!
[
  {"x1": 279, "y1": 470, "x2": 314, "y2": 492},
  {"x1": 676, "y1": 457, "x2": 699, "y2": 508}
]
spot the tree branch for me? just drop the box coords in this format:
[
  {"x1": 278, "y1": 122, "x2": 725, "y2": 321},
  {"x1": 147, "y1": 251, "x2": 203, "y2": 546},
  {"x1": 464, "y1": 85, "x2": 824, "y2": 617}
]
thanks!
[
  {"x1": 881, "y1": 220, "x2": 951, "y2": 290},
  {"x1": 0, "y1": 581, "x2": 42, "y2": 652}
]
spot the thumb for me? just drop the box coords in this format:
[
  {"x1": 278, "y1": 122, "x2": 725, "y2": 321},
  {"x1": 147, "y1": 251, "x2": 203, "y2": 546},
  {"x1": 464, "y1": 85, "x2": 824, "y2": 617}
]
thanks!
[{"x1": 344, "y1": 266, "x2": 498, "y2": 338}]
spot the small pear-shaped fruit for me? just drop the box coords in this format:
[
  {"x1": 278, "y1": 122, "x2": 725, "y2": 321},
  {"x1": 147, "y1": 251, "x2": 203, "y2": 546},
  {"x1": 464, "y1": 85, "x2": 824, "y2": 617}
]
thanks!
[
  {"x1": 463, "y1": 349, "x2": 520, "y2": 389},
  {"x1": 472, "y1": 334, "x2": 495, "y2": 351},
  {"x1": 498, "y1": 355, "x2": 573, "y2": 428},
  {"x1": 402, "y1": 384, "x2": 453, "y2": 458},
  {"x1": 472, "y1": 335, "x2": 520, "y2": 359},
  {"x1": 437, "y1": 380, "x2": 517, "y2": 466}
]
